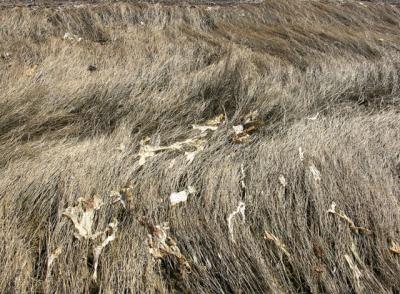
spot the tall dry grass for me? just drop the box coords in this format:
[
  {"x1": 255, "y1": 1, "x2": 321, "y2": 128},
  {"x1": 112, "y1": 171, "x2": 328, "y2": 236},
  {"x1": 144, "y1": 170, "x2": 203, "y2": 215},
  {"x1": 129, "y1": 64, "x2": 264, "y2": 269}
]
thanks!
[{"x1": 1, "y1": 0, "x2": 400, "y2": 293}]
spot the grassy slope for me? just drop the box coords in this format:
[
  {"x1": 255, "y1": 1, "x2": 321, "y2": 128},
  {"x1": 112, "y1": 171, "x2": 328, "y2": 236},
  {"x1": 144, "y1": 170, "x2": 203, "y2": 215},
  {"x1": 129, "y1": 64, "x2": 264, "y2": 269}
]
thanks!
[{"x1": 0, "y1": 0, "x2": 400, "y2": 292}]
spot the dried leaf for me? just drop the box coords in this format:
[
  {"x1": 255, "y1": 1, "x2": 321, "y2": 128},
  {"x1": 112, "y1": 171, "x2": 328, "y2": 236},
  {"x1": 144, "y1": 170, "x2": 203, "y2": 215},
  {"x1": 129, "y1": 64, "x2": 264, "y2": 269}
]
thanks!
[
  {"x1": 62, "y1": 194, "x2": 103, "y2": 240},
  {"x1": 231, "y1": 111, "x2": 264, "y2": 143},
  {"x1": 243, "y1": 120, "x2": 264, "y2": 131},
  {"x1": 191, "y1": 114, "x2": 225, "y2": 134},
  {"x1": 241, "y1": 110, "x2": 259, "y2": 124},
  {"x1": 63, "y1": 32, "x2": 82, "y2": 42},
  {"x1": 170, "y1": 192, "x2": 188, "y2": 206},
  {"x1": 110, "y1": 191, "x2": 124, "y2": 208},
  {"x1": 231, "y1": 131, "x2": 251, "y2": 143},
  {"x1": 63, "y1": 196, "x2": 119, "y2": 283},
  {"x1": 110, "y1": 180, "x2": 133, "y2": 209},
  {"x1": 81, "y1": 195, "x2": 103, "y2": 210},
  {"x1": 141, "y1": 220, "x2": 191, "y2": 275},
  {"x1": 138, "y1": 135, "x2": 206, "y2": 166},
  {"x1": 314, "y1": 266, "x2": 324, "y2": 274},
  {"x1": 120, "y1": 180, "x2": 133, "y2": 207},
  {"x1": 313, "y1": 243, "x2": 324, "y2": 259},
  {"x1": 192, "y1": 125, "x2": 218, "y2": 133},
  {"x1": 327, "y1": 202, "x2": 371, "y2": 235},
  {"x1": 231, "y1": 123, "x2": 263, "y2": 143},
  {"x1": 227, "y1": 201, "x2": 246, "y2": 242},
  {"x1": 309, "y1": 164, "x2": 321, "y2": 181},
  {"x1": 313, "y1": 264, "x2": 325, "y2": 274},
  {"x1": 170, "y1": 186, "x2": 196, "y2": 206},
  {"x1": 205, "y1": 114, "x2": 225, "y2": 126},
  {"x1": 389, "y1": 241, "x2": 400, "y2": 254},
  {"x1": 92, "y1": 219, "x2": 118, "y2": 282},
  {"x1": 138, "y1": 141, "x2": 158, "y2": 166},
  {"x1": 264, "y1": 231, "x2": 291, "y2": 257},
  {"x1": 344, "y1": 254, "x2": 362, "y2": 290},
  {"x1": 233, "y1": 125, "x2": 244, "y2": 134}
]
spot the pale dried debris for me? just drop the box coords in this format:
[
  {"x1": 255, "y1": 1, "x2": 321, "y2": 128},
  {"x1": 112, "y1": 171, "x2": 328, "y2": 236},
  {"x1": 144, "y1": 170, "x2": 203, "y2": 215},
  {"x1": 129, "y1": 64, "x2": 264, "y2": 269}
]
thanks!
[
  {"x1": 116, "y1": 143, "x2": 126, "y2": 152},
  {"x1": 185, "y1": 150, "x2": 199, "y2": 163},
  {"x1": 278, "y1": 175, "x2": 287, "y2": 187},
  {"x1": 185, "y1": 143, "x2": 205, "y2": 164},
  {"x1": 307, "y1": 113, "x2": 319, "y2": 120},
  {"x1": 205, "y1": 258, "x2": 212, "y2": 269},
  {"x1": 192, "y1": 254, "x2": 198, "y2": 265},
  {"x1": 147, "y1": 222, "x2": 169, "y2": 259},
  {"x1": 344, "y1": 254, "x2": 363, "y2": 291},
  {"x1": 205, "y1": 114, "x2": 225, "y2": 126},
  {"x1": 227, "y1": 201, "x2": 246, "y2": 242},
  {"x1": 138, "y1": 137, "x2": 156, "y2": 166},
  {"x1": 63, "y1": 32, "x2": 82, "y2": 42},
  {"x1": 46, "y1": 246, "x2": 63, "y2": 281},
  {"x1": 309, "y1": 164, "x2": 321, "y2": 181},
  {"x1": 110, "y1": 180, "x2": 134, "y2": 209},
  {"x1": 233, "y1": 125, "x2": 244, "y2": 135},
  {"x1": 327, "y1": 202, "x2": 371, "y2": 235},
  {"x1": 242, "y1": 110, "x2": 260, "y2": 124},
  {"x1": 62, "y1": 194, "x2": 104, "y2": 240},
  {"x1": 110, "y1": 190, "x2": 125, "y2": 208},
  {"x1": 92, "y1": 219, "x2": 118, "y2": 282},
  {"x1": 313, "y1": 264, "x2": 325, "y2": 275},
  {"x1": 0, "y1": 52, "x2": 12, "y2": 60},
  {"x1": 351, "y1": 241, "x2": 363, "y2": 266},
  {"x1": 264, "y1": 231, "x2": 291, "y2": 258},
  {"x1": 299, "y1": 147, "x2": 305, "y2": 162},
  {"x1": 389, "y1": 240, "x2": 400, "y2": 254},
  {"x1": 240, "y1": 164, "x2": 247, "y2": 190},
  {"x1": 168, "y1": 158, "x2": 177, "y2": 169},
  {"x1": 232, "y1": 128, "x2": 250, "y2": 143},
  {"x1": 192, "y1": 125, "x2": 218, "y2": 133},
  {"x1": 170, "y1": 186, "x2": 196, "y2": 206},
  {"x1": 192, "y1": 114, "x2": 225, "y2": 134},
  {"x1": 231, "y1": 111, "x2": 264, "y2": 143},
  {"x1": 138, "y1": 135, "x2": 207, "y2": 166},
  {"x1": 138, "y1": 115, "x2": 222, "y2": 165},
  {"x1": 25, "y1": 64, "x2": 38, "y2": 77},
  {"x1": 142, "y1": 220, "x2": 191, "y2": 275}
]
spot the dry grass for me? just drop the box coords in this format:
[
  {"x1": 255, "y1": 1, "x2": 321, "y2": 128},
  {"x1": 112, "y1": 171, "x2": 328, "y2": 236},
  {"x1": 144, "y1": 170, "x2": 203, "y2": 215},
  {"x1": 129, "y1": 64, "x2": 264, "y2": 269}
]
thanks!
[{"x1": 1, "y1": 0, "x2": 400, "y2": 292}]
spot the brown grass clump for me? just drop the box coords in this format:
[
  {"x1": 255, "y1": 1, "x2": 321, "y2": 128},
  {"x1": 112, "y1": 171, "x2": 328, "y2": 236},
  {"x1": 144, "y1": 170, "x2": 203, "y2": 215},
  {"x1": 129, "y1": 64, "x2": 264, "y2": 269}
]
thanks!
[{"x1": 1, "y1": 0, "x2": 400, "y2": 292}]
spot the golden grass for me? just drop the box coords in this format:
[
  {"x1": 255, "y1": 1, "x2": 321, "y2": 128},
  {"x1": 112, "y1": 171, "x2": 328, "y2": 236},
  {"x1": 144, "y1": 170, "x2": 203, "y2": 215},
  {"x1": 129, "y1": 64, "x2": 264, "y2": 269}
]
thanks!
[{"x1": 0, "y1": 0, "x2": 400, "y2": 292}]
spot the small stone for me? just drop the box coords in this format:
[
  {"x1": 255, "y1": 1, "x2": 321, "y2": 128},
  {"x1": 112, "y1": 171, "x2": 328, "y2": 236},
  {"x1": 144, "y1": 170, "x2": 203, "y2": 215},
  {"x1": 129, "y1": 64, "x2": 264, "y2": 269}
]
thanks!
[{"x1": 88, "y1": 64, "x2": 97, "y2": 72}]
